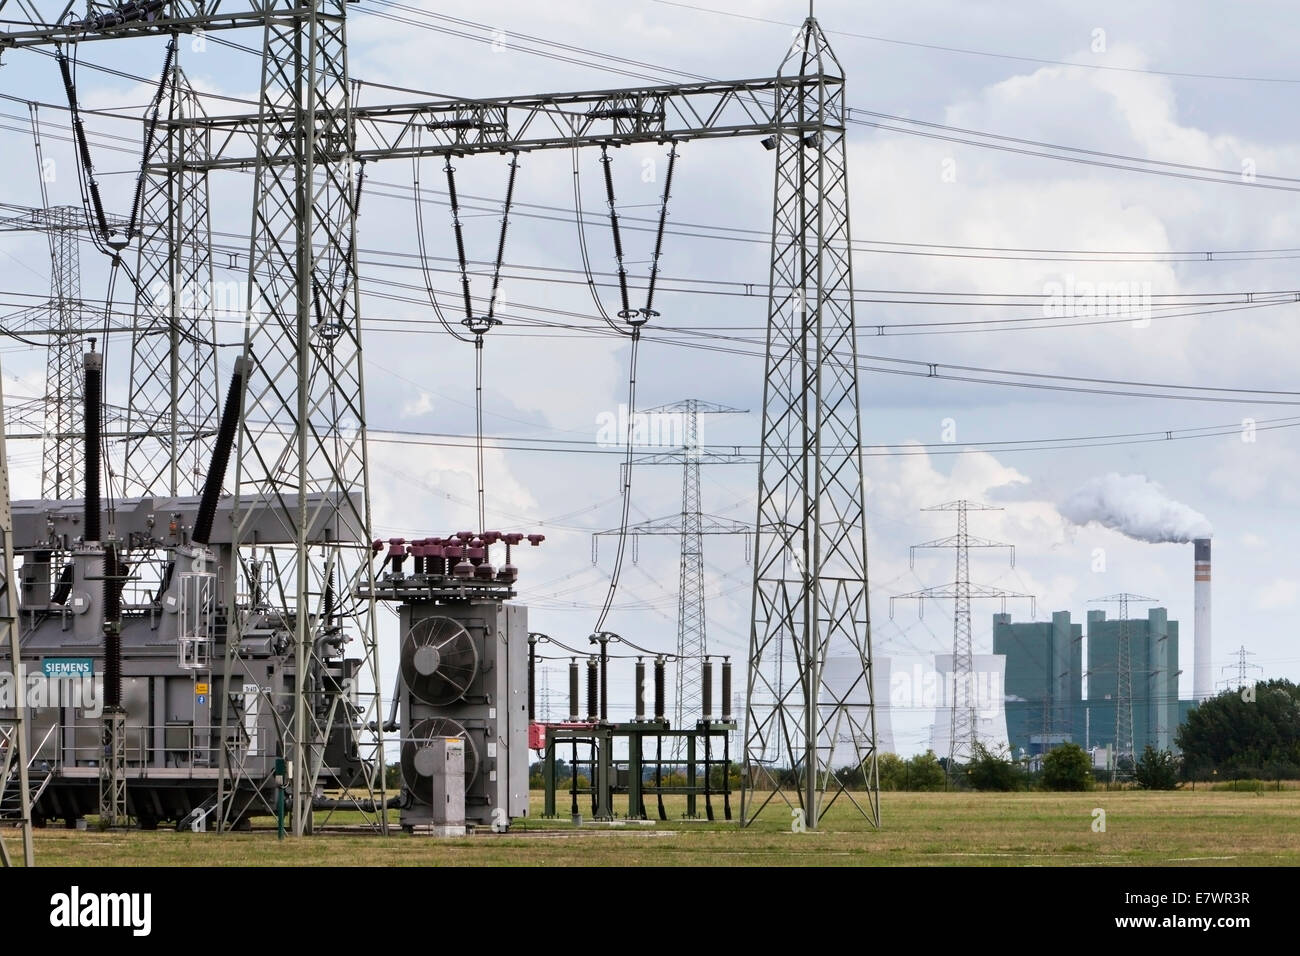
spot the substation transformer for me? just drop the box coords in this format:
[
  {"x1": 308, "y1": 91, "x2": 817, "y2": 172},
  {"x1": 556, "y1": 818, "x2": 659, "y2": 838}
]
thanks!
[
  {"x1": 0, "y1": 353, "x2": 369, "y2": 829},
  {"x1": 364, "y1": 531, "x2": 543, "y2": 832}
]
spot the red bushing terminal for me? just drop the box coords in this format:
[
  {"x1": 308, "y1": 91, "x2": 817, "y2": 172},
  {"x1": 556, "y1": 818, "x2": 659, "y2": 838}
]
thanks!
[
  {"x1": 527, "y1": 533, "x2": 546, "y2": 546},
  {"x1": 483, "y1": 530, "x2": 502, "y2": 544},
  {"x1": 503, "y1": 532, "x2": 524, "y2": 545},
  {"x1": 371, "y1": 539, "x2": 384, "y2": 553},
  {"x1": 456, "y1": 531, "x2": 475, "y2": 542}
]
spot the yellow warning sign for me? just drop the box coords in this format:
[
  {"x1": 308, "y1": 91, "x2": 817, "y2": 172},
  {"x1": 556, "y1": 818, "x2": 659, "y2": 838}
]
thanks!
[{"x1": 195, "y1": 683, "x2": 209, "y2": 695}]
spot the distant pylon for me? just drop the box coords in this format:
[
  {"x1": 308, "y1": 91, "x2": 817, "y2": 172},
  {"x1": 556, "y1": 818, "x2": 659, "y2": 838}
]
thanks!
[
  {"x1": 1089, "y1": 593, "x2": 1158, "y2": 780},
  {"x1": 1218, "y1": 644, "x2": 1262, "y2": 692},
  {"x1": 592, "y1": 399, "x2": 751, "y2": 756},
  {"x1": 892, "y1": 500, "x2": 1033, "y2": 768},
  {"x1": 0, "y1": 202, "x2": 94, "y2": 499}
]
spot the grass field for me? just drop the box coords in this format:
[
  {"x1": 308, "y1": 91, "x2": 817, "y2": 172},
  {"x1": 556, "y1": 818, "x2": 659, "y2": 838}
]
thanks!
[{"x1": 7, "y1": 788, "x2": 1300, "y2": 866}]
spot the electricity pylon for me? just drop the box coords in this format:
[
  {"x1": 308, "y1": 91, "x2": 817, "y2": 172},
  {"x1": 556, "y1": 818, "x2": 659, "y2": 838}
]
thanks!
[
  {"x1": 742, "y1": 18, "x2": 880, "y2": 829},
  {"x1": 1089, "y1": 592, "x2": 1158, "y2": 780},
  {"x1": 0, "y1": 203, "x2": 101, "y2": 499},
  {"x1": 592, "y1": 399, "x2": 751, "y2": 750},
  {"x1": 123, "y1": 62, "x2": 220, "y2": 498},
  {"x1": 1218, "y1": 645, "x2": 1262, "y2": 692},
  {"x1": 892, "y1": 500, "x2": 1033, "y2": 768}
]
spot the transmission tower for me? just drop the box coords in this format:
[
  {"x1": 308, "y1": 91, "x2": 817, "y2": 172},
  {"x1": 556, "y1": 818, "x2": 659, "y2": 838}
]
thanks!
[
  {"x1": 0, "y1": 204, "x2": 84, "y2": 497},
  {"x1": 211, "y1": 3, "x2": 384, "y2": 836},
  {"x1": 892, "y1": 501, "x2": 1033, "y2": 768},
  {"x1": 1218, "y1": 645, "x2": 1262, "y2": 692},
  {"x1": 1089, "y1": 593, "x2": 1158, "y2": 780},
  {"x1": 0, "y1": 370, "x2": 34, "y2": 866},
  {"x1": 742, "y1": 18, "x2": 881, "y2": 830},
  {"x1": 123, "y1": 62, "x2": 220, "y2": 498},
  {"x1": 592, "y1": 399, "x2": 751, "y2": 752}
]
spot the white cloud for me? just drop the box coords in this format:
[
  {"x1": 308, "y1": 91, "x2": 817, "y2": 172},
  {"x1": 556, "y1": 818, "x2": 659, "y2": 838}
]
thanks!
[{"x1": 1256, "y1": 578, "x2": 1298, "y2": 610}]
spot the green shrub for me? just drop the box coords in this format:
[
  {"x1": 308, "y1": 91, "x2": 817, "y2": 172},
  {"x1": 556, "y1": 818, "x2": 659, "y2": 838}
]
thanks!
[
  {"x1": 1042, "y1": 743, "x2": 1094, "y2": 791},
  {"x1": 965, "y1": 742, "x2": 1024, "y2": 791},
  {"x1": 1134, "y1": 746, "x2": 1180, "y2": 790}
]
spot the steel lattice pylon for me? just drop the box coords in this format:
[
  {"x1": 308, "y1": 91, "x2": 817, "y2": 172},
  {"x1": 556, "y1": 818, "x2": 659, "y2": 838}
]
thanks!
[
  {"x1": 1090, "y1": 592, "x2": 1157, "y2": 780},
  {"x1": 40, "y1": 207, "x2": 84, "y2": 499},
  {"x1": 0, "y1": 204, "x2": 90, "y2": 499},
  {"x1": 741, "y1": 19, "x2": 879, "y2": 829},
  {"x1": 593, "y1": 399, "x2": 751, "y2": 752},
  {"x1": 124, "y1": 63, "x2": 220, "y2": 498},
  {"x1": 215, "y1": 1, "x2": 384, "y2": 836},
  {"x1": 893, "y1": 501, "x2": 1033, "y2": 768}
]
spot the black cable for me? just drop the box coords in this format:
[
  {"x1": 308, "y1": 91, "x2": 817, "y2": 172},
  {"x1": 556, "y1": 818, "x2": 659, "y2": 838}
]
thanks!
[
  {"x1": 571, "y1": 143, "x2": 623, "y2": 333},
  {"x1": 127, "y1": 35, "x2": 176, "y2": 242},
  {"x1": 411, "y1": 141, "x2": 472, "y2": 343},
  {"x1": 592, "y1": 328, "x2": 641, "y2": 634}
]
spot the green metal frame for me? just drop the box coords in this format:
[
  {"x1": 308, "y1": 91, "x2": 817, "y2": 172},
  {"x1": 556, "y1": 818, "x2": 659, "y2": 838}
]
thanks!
[{"x1": 540, "y1": 721, "x2": 736, "y2": 822}]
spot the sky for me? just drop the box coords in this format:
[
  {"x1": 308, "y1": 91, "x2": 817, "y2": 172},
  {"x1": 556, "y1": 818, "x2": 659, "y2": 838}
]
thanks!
[{"x1": 0, "y1": 1, "x2": 1297, "y2": 757}]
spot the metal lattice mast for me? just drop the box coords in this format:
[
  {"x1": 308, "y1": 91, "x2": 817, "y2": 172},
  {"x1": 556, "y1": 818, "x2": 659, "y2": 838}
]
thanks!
[
  {"x1": 0, "y1": 369, "x2": 34, "y2": 867},
  {"x1": 676, "y1": 401, "x2": 708, "y2": 744},
  {"x1": 892, "y1": 500, "x2": 1033, "y2": 767},
  {"x1": 951, "y1": 502, "x2": 975, "y2": 762},
  {"x1": 1218, "y1": 645, "x2": 1261, "y2": 692},
  {"x1": 1089, "y1": 593, "x2": 1157, "y2": 778},
  {"x1": 216, "y1": 0, "x2": 384, "y2": 836},
  {"x1": 593, "y1": 400, "x2": 750, "y2": 744},
  {"x1": 0, "y1": 204, "x2": 88, "y2": 498},
  {"x1": 741, "y1": 18, "x2": 879, "y2": 829},
  {"x1": 1093, "y1": 593, "x2": 1158, "y2": 775},
  {"x1": 37, "y1": 207, "x2": 84, "y2": 499},
  {"x1": 124, "y1": 62, "x2": 220, "y2": 498}
]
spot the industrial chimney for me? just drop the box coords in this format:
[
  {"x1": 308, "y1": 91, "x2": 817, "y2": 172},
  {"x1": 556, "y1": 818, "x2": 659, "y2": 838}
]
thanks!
[{"x1": 1193, "y1": 538, "x2": 1212, "y2": 700}]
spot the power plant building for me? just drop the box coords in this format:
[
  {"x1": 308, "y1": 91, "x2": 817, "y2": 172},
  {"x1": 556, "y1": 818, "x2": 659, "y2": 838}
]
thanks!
[
  {"x1": 995, "y1": 607, "x2": 1197, "y2": 758},
  {"x1": 994, "y1": 611, "x2": 1083, "y2": 755},
  {"x1": 1084, "y1": 607, "x2": 1183, "y2": 755}
]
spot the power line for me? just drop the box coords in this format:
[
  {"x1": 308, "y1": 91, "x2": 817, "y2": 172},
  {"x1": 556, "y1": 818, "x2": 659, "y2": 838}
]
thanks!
[{"x1": 652, "y1": 0, "x2": 1300, "y2": 86}]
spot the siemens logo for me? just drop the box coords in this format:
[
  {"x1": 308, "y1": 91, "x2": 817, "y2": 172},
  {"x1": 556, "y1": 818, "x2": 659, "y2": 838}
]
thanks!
[{"x1": 49, "y1": 886, "x2": 152, "y2": 937}]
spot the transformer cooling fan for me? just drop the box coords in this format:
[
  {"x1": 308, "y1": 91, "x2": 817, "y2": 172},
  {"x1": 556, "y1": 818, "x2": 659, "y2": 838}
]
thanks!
[
  {"x1": 400, "y1": 615, "x2": 478, "y2": 705},
  {"x1": 401, "y1": 717, "x2": 480, "y2": 804}
]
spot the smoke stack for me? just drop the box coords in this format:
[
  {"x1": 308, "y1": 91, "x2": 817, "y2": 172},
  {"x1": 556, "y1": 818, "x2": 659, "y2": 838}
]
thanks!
[{"x1": 1194, "y1": 538, "x2": 1212, "y2": 701}]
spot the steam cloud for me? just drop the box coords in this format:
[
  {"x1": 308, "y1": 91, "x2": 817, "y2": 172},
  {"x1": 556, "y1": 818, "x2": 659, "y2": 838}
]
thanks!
[{"x1": 1061, "y1": 473, "x2": 1212, "y2": 543}]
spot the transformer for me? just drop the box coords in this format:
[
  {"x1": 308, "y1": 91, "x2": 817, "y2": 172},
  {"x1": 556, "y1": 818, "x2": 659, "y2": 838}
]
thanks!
[
  {"x1": 0, "y1": 354, "x2": 369, "y2": 829},
  {"x1": 364, "y1": 532, "x2": 540, "y2": 832}
]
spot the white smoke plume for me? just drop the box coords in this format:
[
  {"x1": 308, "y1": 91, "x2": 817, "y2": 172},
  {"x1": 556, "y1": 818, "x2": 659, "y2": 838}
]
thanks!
[{"x1": 1061, "y1": 473, "x2": 1212, "y2": 543}]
